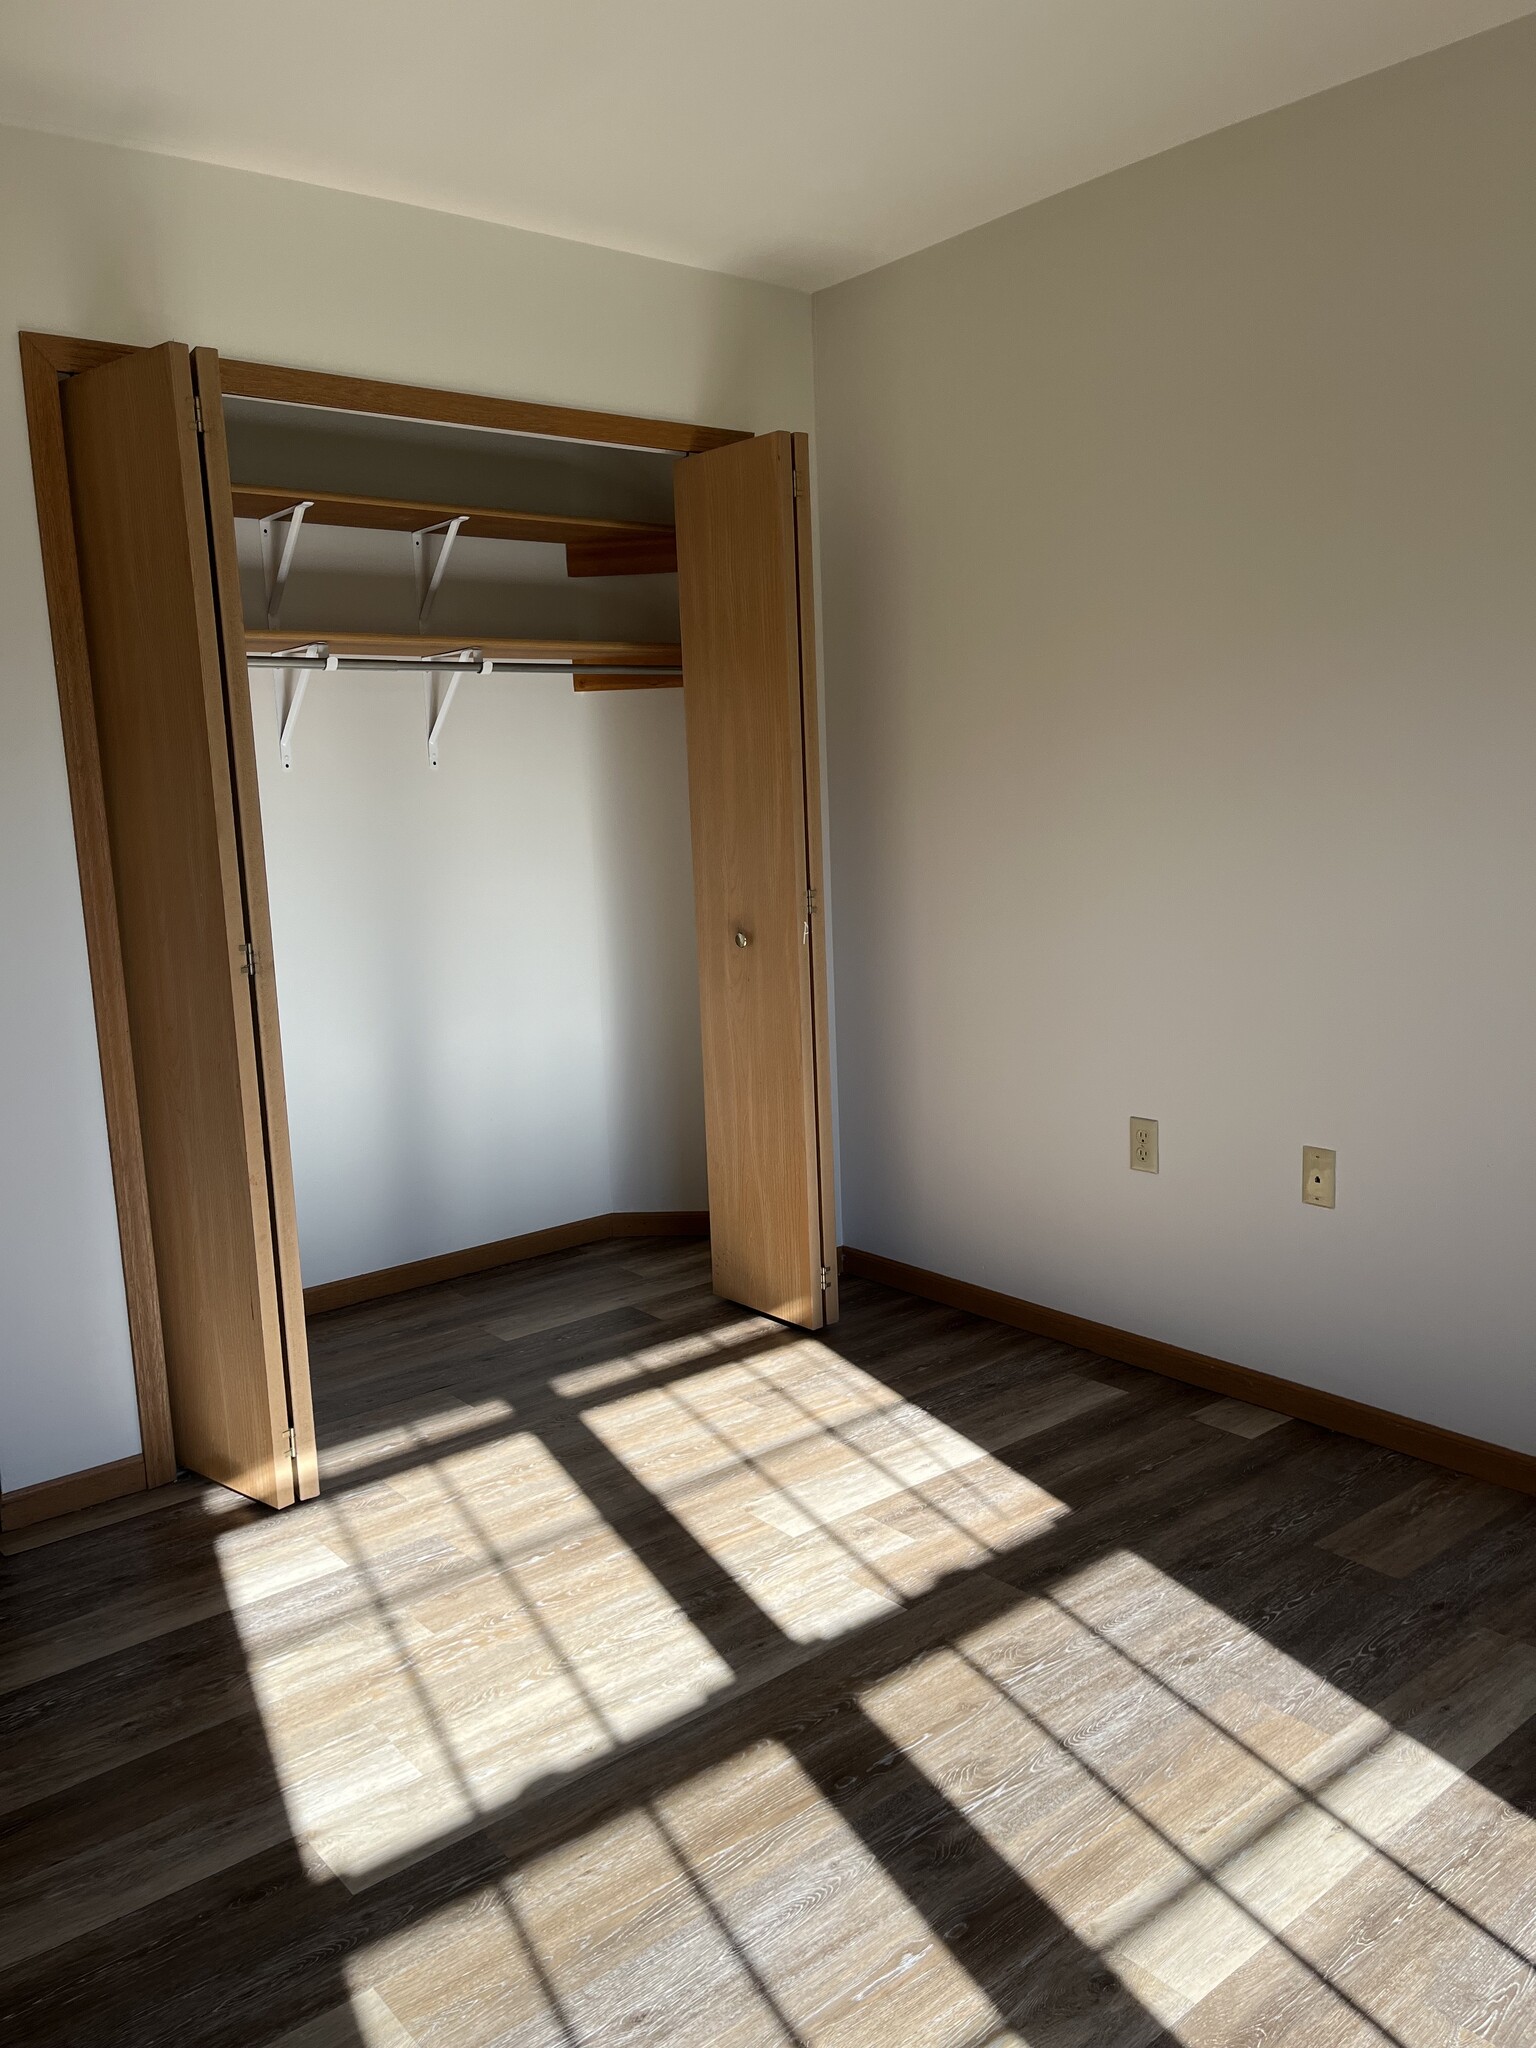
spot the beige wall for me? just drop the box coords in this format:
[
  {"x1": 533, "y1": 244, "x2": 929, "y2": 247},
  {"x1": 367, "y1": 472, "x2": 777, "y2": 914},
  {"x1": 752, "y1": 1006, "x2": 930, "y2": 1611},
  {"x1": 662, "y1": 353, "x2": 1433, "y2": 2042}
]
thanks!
[
  {"x1": 7, "y1": 12, "x2": 1533, "y2": 1491},
  {"x1": 0, "y1": 121, "x2": 812, "y2": 1491},
  {"x1": 812, "y1": 16, "x2": 1536, "y2": 1450}
]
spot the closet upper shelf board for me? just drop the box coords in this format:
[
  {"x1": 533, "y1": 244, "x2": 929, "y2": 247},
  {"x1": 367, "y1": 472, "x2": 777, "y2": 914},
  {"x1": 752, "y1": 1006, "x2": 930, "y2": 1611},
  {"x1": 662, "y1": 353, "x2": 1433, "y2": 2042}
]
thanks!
[
  {"x1": 220, "y1": 359, "x2": 747, "y2": 456},
  {"x1": 244, "y1": 627, "x2": 682, "y2": 668},
  {"x1": 222, "y1": 397, "x2": 681, "y2": 529},
  {"x1": 229, "y1": 486, "x2": 677, "y2": 577}
]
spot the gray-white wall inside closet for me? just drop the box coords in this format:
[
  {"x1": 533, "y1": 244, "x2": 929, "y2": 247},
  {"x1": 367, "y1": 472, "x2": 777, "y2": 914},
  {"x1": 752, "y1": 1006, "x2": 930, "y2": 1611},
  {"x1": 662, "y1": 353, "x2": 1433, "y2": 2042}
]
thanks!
[{"x1": 231, "y1": 403, "x2": 706, "y2": 1288}]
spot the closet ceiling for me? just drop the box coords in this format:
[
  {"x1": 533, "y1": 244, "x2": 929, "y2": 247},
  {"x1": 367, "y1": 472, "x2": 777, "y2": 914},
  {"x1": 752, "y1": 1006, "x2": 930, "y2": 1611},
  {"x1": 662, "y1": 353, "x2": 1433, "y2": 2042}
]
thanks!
[{"x1": 0, "y1": 0, "x2": 1528, "y2": 288}]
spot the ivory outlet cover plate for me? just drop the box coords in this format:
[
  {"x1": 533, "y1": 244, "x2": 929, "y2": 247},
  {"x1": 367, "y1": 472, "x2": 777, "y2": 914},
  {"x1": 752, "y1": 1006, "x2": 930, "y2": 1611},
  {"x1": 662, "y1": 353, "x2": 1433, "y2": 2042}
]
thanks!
[
  {"x1": 1130, "y1": 1117, "x2": 1158, "y2": 1173},
  {"x1": 1303, "y1": 1146, "x2": 1336, "y2": 1208}
]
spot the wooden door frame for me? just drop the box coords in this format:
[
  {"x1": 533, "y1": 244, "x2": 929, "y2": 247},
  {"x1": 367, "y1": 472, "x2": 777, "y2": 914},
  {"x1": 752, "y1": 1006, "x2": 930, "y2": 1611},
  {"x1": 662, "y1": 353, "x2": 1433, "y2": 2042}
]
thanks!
[
  {"x1": 17, "y1": 331, "x2": 177, "y2": 1514},
  {"x1": 16, "y1": 329, "x2": 753, "y2": 1522}
]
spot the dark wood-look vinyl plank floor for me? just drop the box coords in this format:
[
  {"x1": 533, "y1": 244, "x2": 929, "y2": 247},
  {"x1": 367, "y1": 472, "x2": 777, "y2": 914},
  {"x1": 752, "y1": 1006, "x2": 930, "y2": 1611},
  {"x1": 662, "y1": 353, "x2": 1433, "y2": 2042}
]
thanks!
[{"x1": 2, "y1": 1236, "x2": 1533, "y2": 2045}]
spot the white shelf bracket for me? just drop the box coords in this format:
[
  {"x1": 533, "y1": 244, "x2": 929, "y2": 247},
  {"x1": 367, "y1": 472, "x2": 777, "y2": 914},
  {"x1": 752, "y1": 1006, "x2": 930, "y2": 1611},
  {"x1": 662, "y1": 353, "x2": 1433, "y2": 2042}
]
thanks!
[
  {"x1": 259, "y1": 501, "x2": 314, "y2": 629},
  {"x1": 426, "y1": 650, "x2": 487, "y2": 768},
  {"x1": 413, "y1": 515, "x2": 469, "y2": 628},
  {"x1": 272, "y1": 643, "x2": 330, "y2": 770}
]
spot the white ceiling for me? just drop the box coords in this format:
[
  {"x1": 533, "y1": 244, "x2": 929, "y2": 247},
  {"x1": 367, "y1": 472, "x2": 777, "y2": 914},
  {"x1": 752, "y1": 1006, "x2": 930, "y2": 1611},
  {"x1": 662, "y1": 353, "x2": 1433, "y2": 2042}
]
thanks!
[{"x1": 0, "y1": 1, "x2": 1529, "y2": 290}]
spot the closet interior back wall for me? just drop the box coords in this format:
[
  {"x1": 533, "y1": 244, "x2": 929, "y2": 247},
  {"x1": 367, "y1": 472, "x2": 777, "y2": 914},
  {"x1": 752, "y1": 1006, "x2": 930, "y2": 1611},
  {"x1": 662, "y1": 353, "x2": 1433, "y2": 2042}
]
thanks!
[{"x1": 229, "y1": 401, "x2": 707, "y2": 1289}]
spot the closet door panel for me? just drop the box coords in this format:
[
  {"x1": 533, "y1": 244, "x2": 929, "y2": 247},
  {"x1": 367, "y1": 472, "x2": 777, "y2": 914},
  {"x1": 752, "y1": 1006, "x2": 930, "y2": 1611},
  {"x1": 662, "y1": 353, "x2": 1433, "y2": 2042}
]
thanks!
[
  {"x1": 192, "y1": 348, "x2": 318, "y2": 1501},
  {"x1": 62, "y1": 342, "x2": 296, "y2": 1507},
  {"x1": 790, "y1": 433, "x2": 839, "y2": 1323},
  {"x1": 674, "y1": 432, "x2": 833, "y2": 1329}
]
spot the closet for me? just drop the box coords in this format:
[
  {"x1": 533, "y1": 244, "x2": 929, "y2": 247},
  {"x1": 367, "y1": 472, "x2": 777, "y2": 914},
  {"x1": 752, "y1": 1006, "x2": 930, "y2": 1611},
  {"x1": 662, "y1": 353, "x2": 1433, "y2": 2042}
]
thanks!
[{"x1": 24, "y1": 332, "x2": 836, "y2": 1512}]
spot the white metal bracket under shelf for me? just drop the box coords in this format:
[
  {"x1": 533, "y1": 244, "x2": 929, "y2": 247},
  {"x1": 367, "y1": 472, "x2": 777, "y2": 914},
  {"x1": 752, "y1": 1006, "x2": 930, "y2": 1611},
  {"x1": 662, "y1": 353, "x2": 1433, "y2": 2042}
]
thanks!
[
  {"x1": 413, "y1": 515, "x2": 469, "y2": 628},
  {"x1": 426, "y1": 649, "x2": 490, "y2": 768},
  {"x1": 271, "y1": 643, "x2": 333, "y2": 770},
  {"x1": 259, "y1": 501, "x2": 314, "y2": 629}
]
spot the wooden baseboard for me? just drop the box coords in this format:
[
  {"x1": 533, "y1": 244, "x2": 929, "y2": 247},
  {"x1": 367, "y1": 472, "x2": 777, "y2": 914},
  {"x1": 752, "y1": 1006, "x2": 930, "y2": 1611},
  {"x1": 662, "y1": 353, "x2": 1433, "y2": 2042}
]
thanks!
[
  {"x1": 0, "y1": 1452, "x2": 148, "y2": 1532},
  {"x1": 840, "y1": 1247, "x2": 1536, "y2": 1497},
  {"x1": 304, "y1": 1211, "x2": 710, "y2": 1316}
]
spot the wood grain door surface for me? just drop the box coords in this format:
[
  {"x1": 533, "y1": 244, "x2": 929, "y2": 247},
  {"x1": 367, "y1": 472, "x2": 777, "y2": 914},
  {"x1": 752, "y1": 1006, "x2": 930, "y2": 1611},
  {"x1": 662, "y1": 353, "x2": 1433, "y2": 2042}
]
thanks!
[
  {"x1": 674, "y1": 432, "x2": 835, "y2": 1329},
  {"x1": 192, "y1": 347, "x2": 318, "y2": 1501},
  {"x1": 62, "y1": 342, "x2": 312, "y2": 1506}
]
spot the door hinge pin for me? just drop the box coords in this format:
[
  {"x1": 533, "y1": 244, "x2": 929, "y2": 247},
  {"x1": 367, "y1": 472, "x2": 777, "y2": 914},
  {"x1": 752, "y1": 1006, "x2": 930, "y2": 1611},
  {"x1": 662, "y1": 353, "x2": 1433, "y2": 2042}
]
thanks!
[
  {"x1": 240, "y1": 940, "x2": 257, "y2": 977},
  {"x1": 194, "y1": 394, "x2": 204, "y2": 434},
  {"x1": 287, "y1": 1426, "x2": 297, "y2": 1459}
]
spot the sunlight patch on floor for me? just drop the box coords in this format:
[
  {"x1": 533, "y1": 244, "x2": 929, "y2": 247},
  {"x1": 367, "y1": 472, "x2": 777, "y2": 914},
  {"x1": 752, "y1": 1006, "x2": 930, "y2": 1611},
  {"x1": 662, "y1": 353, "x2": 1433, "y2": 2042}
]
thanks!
[
  {"x1": 582, "y1": 1332, "x2": 1068, "y2": 1640},
  {"x1": 210, "y1": 1320, "x2": 1079, "y2": 1895},
  {"x1": 215, "y1": 1424, "x2": 733, "y2": 1888},
  {"x1": 314, "y1": 1395, "x2": 516, "y2": 1482},
  {"x1": 860, "y1": 1549, "x2": 1536, "y2": 2043},
  {"x1": 216, "y1": 1306, "x2": 1536, "y2": 2043},
  {"x1": 549, "y1": 1314, "x2": 772, "y2": 1400},
  {"x1": 345, "y1": 1742, "x2": 1033, "y2": 2048}
]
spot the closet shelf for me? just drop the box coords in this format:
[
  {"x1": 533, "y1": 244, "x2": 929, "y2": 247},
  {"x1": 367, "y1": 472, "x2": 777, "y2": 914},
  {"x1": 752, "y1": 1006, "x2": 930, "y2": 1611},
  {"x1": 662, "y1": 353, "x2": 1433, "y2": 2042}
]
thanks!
[
  {"x1": 230, "y1": 486, "x2": 677, "y2": 576},
  {"x1": 243, "y1": 628, "x2": 684, "y2": 691},
  {"x1": 246, "y1": 628, "x2": 680, "y2": 664}
]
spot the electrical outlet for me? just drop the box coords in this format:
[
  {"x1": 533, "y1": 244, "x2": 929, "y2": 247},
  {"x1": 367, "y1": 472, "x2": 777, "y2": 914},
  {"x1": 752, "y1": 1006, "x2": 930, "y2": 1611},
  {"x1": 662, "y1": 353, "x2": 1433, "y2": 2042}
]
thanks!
[
  {"x1": 1130, "y1": 1117, "x2": 1158, "y2": 1174},
  {"x1": 1303, "y1": 1146, "x2": 1336, "y2": 1208}
]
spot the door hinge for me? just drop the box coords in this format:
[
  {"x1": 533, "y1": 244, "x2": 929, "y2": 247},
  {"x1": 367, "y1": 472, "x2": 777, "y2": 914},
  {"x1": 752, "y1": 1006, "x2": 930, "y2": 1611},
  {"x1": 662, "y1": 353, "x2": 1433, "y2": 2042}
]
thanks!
[
  {"x1": 193, "y1": 393, "x2": 205, "y2": 434},
  {"x1": 820, "y1": 1265, "x2": 832, "y2": 1292},
  {"x1": 806, "y1": 887, "x2": 818, "y2": 918},
  {"x1": 239, "y1": 940, "x2": 257, "y2": 977},
  {"x1": 791, "y1": 465, "x2": 807, "y2": 499},
  {"x1": 286, "y1": 1426, "x2": 297, "y2": 1460}
]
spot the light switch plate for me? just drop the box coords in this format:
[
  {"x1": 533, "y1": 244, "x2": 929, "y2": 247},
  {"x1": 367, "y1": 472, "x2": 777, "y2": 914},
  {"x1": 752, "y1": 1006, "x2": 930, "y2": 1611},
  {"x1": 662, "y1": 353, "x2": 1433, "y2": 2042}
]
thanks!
[
  {"x1": 1130, "y1": 1117, "x2": 1158, "y2": 1173},
  {"x1": 1303, "y1": 1146, "x2": 1336, "y2": 1208}
]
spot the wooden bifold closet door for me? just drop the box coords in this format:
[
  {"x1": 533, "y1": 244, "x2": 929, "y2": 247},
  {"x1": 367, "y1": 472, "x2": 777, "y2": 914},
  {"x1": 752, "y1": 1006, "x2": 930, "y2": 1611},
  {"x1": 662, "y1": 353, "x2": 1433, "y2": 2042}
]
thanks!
[
  {"x1": 675, "y1": 432, "x2": 837, "y2": 1330},
  {"x1": 61, "y1": 341, "x2": 316, "y2": 1507}
]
